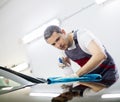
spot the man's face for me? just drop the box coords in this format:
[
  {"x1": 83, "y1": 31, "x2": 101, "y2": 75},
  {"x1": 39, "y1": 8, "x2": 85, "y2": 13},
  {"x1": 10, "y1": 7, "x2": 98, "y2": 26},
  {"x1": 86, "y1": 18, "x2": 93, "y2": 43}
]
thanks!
[{"x1": 46, "y1": 31, "x2": 68, "y2": 50}]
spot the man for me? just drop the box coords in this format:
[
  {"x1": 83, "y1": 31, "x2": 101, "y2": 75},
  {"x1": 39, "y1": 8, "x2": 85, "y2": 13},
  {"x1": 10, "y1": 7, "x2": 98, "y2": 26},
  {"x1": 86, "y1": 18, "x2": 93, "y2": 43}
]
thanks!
[{"x1": 44, "y1": 25, "x2": 119, "y2": 93}]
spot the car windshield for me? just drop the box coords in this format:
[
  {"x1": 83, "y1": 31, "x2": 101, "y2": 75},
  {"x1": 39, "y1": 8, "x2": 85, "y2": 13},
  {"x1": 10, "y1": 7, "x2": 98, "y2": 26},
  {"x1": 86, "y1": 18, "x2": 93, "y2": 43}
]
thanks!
[
  {"x1": 0, "y1": 66, "x2": 46, "y2": 95},
  {"x1": 0, "y1": 76, "x2": 21, "y2": 94}
]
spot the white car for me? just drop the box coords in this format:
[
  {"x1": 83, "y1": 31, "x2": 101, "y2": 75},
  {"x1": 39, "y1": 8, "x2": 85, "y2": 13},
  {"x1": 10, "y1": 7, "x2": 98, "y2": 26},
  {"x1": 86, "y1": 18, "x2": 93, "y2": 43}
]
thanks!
[{"x1": 0, "y1": 66, "x2": 120, "y2": 102}]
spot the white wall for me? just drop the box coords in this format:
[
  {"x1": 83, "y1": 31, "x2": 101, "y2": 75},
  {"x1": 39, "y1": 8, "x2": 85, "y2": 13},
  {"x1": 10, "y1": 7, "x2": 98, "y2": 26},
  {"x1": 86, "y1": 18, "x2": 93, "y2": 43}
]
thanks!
[{"x1": 26, "y1": 0, "x2": 120, "y2": 78}]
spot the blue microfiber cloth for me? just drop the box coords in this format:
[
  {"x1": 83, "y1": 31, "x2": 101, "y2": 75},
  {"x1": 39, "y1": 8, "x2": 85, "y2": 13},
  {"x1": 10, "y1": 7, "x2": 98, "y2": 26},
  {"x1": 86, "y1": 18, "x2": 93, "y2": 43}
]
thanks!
[{"x1": 47, "y1": 74, "x2": 102, "y2": 84}]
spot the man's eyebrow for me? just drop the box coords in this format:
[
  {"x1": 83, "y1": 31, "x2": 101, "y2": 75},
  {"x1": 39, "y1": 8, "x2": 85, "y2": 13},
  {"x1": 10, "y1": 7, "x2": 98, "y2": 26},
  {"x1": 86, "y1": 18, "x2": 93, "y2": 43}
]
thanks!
[
  {"x1": 56, "y1": 36, "x2": 60, "y2": 42},
  {"x1": 51, "y1": 36, "x2": 60, "y2": 46},
  {"x1": 52, "y1": 42, "x2": 55, "y2": 46}
]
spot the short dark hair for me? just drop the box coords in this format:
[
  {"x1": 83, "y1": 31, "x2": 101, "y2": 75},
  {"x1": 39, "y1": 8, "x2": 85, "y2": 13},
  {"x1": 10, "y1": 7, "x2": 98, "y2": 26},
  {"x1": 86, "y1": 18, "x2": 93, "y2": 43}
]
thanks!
[{"x1": 44, "y1": 25, "x2": 62, "y2": 40}]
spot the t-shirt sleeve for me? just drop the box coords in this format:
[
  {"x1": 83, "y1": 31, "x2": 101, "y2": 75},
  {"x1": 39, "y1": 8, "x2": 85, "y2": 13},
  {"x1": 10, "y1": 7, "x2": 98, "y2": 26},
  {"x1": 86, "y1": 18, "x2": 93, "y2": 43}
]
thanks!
[{"x1": 77, "y1": 29, "x2": 105, "y2": 54}]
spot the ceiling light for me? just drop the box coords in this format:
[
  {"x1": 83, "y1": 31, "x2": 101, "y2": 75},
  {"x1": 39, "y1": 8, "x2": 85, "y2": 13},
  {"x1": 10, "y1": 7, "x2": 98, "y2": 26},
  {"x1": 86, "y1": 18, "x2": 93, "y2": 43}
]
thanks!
[
  {"x1": 12, "y1": 62, "x2": 29, "y2": 72},
  {"x1": 95, "y1": 0, "x2": 107, "y2": 4},
  {"x1": 101, "y1": 93, "x2": 120, "y2": 98},
  {"x1": 29, "y1": 92, "x2": 60, "y2": 97},
  {"x1": 22, "y1": 19, "x2": 60, "y2": 44},
  {"x1": 0, "y1": 76, "x2": 4, "y2": 79},
  {"x1": 2, "y1": 87, "x2": 13, "y2": 90}
]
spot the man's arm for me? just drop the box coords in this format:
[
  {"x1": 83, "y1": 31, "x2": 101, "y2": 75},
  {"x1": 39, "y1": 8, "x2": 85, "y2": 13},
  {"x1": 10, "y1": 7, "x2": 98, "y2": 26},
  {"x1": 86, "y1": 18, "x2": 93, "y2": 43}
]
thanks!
[{"x1": 76, "y1": 40, "x2": 107, "y2": 76}]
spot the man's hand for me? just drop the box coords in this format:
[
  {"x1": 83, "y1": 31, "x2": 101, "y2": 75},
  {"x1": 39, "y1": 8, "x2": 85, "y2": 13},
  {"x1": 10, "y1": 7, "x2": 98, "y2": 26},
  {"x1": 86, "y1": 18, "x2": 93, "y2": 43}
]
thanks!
[{"x1": 58, "y1": 57, "x2": 71, "y2": 68}]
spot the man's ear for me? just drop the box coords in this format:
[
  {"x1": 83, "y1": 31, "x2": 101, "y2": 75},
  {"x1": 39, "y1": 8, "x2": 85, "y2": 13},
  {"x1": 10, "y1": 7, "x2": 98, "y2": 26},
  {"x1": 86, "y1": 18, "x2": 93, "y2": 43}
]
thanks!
[{"x1": 61, "y1": 29, "x2": 66, "y2": 35}]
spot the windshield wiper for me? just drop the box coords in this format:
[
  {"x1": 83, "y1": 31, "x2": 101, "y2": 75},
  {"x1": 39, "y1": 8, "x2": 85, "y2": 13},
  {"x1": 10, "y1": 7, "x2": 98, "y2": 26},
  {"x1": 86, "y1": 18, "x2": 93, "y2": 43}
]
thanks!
[{"x1": 0, "y1": 66, "x2": 47, "y2": 83}]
